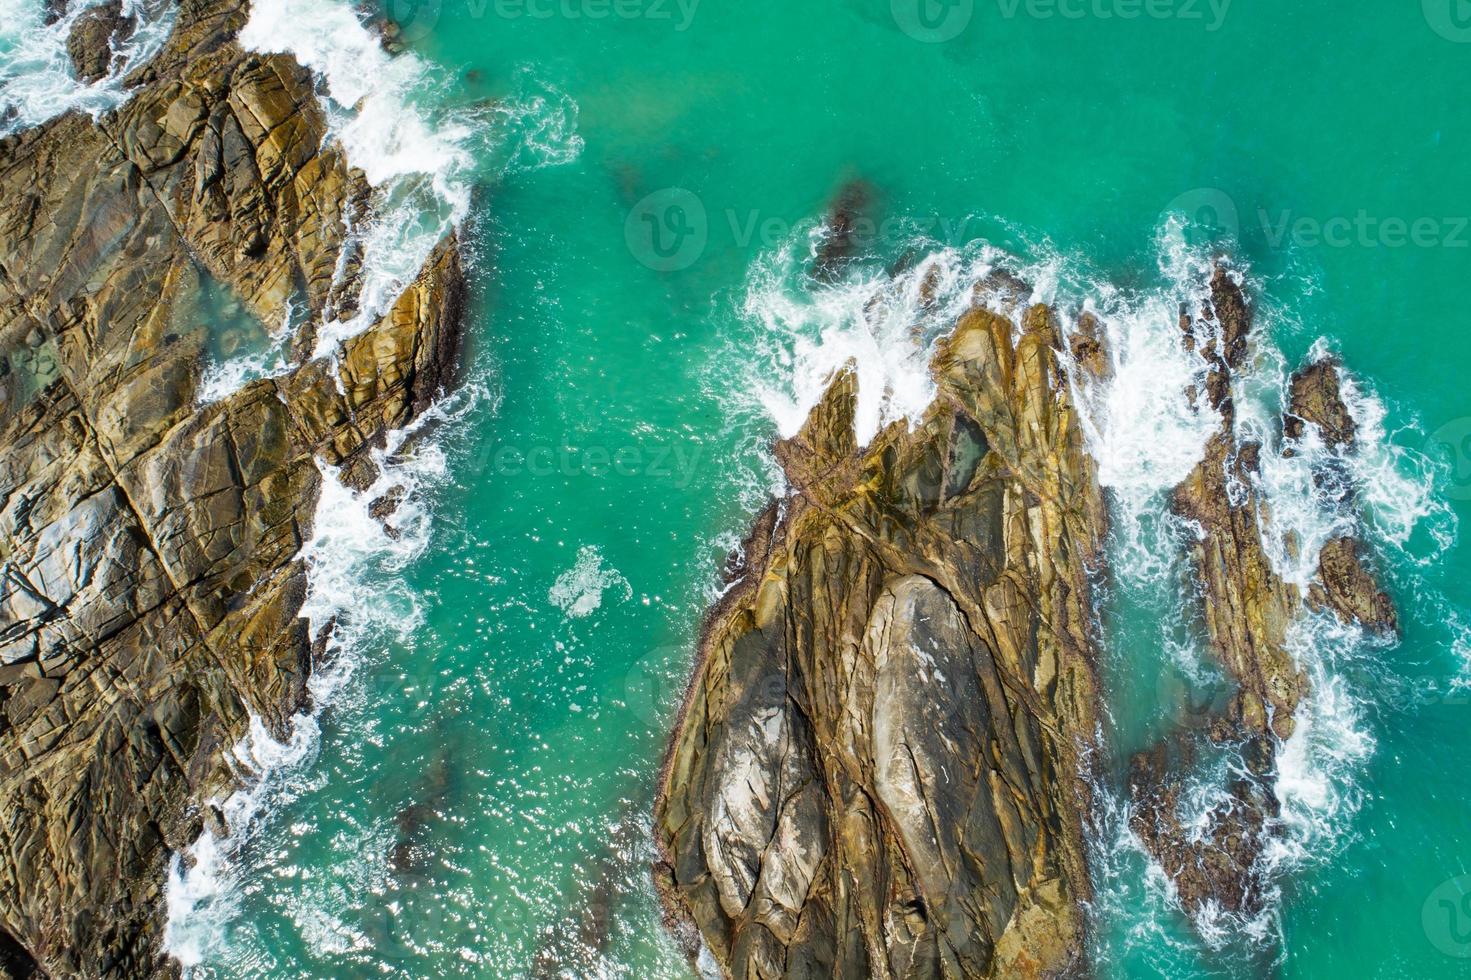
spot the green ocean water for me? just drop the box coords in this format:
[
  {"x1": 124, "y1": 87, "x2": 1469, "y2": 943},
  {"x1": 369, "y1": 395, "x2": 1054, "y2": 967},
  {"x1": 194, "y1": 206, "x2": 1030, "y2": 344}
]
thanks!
[{"x1": 161, "y1": 0, "x2": 1471, "y2": 977}]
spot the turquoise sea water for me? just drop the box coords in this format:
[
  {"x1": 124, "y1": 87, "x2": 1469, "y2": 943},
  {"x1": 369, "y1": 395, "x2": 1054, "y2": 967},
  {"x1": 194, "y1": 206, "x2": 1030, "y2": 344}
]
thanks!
[{"x1": 20, "y1": 0, "x2": 1471, "y2": 975}]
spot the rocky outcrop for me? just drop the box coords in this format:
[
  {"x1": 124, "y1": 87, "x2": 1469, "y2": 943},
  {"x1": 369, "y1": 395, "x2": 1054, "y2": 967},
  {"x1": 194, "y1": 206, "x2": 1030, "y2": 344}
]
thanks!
[
  {"x1": 1127, "y1": 269, "x2": 1394, "y2": 925},
  {"x1": 1283, "y1": 357, "x2": 1354, "y2": 449},
  {"x1": 0, "y1": 0, "x2": 464, "y2": 974},
  {"x1": 67, "y1": 0, "x2": 134, "y2": 83},
  {"x1": 1169, "y1": 268, "x2": 1304, "y2": 744},
  {"x1": 1286, "y1": 356, "x2": 1396, "y2": 635},
  {"x1": 655, "y1": 296, "x2": 1108, "y2": 977}
]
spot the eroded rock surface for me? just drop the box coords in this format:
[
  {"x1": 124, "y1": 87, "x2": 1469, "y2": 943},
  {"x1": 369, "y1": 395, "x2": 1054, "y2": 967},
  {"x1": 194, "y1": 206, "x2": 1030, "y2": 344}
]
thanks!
[
  {"x1": 655, "y1": 300, "x2": 1108, "y2": 978},
  {"x1": 0, "y1": 0, "x2": 463, "y2": 974}
]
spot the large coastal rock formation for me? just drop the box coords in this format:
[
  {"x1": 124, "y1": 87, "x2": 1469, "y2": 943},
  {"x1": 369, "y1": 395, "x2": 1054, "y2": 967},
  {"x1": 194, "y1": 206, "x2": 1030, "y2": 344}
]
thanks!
[
  {"x1": 656, "y1": 261, "x2": 1402, "y2": 974},
  {"x1": 0, "y1": 0, "x2": 463, "y2": 974},
  {"x1": 1128, "y1": 269, "x2": 1393, "y2": 921},
  {"x1": 655, "y1": 297, "x2": 1109, "y2": 977}
]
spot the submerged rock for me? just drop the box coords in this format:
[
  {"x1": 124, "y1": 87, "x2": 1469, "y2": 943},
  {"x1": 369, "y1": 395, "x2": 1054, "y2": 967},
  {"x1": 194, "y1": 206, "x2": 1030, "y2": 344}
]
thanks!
[
  {"x1": 810, "y1": 178, "x2": 879, "y2": 283},
  {"x1": 0, "y1": 0, "x2": 464, "y2": 974},
  {"x1": 655, "y1": 298, "x2": 1108, "y2": 976},
  {"x1": 1128, "y1": 735, "x2": 1275, "y2": 918}
]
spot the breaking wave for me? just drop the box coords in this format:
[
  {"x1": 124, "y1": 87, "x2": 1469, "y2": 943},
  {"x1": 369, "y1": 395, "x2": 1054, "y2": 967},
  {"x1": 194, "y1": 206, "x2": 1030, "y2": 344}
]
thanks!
[
  {"x1": 163, "y1": 0, "x2": 586, "y2": 963},
  {"x1": 0, "y1": 0, "x2": 175, "y2": 136},
  {"x1": 164, "y1": 382, "x2": 489, "y2": 969},
  {"x1": 238, "y1": 1, "x2": 582, "y2": 362}
]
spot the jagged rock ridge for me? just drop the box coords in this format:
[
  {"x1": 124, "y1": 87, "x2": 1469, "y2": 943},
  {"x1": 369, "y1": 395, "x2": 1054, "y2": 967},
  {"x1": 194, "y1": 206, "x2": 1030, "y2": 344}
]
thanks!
[
  {"x1": 655, "y1": 295, "x2": 1110, "y2": 978},
  {"x1": 656, "y1": 262, "x2": 1402, "y2": 976}
]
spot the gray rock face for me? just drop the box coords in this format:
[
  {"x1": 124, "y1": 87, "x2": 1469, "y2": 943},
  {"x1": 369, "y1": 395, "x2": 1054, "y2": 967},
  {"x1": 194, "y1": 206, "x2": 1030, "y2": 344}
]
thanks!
[{"x1": 0, "y1": 0, "x2": 464, "y2": 974}]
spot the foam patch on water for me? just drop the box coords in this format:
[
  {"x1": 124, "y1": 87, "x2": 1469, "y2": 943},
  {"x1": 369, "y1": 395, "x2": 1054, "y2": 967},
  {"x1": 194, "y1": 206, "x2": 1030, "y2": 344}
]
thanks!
[
  {"x1": 0, "y1": 0, "x2": 175, "y2": 136},
  {"x1": 549, "y1": 546, "x2": 632, "y2": 619},
  {"x1": 487, "y1": 64, "x2": 586, "y2": 174},
  {"x1": 163, "y1": 383, "x2": 487, "y2": 969}
]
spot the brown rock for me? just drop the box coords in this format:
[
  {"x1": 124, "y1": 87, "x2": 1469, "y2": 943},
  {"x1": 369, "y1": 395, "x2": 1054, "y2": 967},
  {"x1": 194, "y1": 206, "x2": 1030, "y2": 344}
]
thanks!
[
  {"x1": 1284, "y1": 356, "x2": 1354, "y2": 449},
  {"x1": 1309, "y1": 536, "x2": 1397, "y2": 635},
  {"x1": 0, "y1": 0, "x2": 466, "y2": 974},
  {"x1": 1128, "y1": 737, "x2": 1273, "y2": 917},
  {"x1": 66, "y1": 0, "x2": 132, "y2": 84},
  {"x1": 1132, "y1": 267, "x2": 1396, "y2": 935},
  {"x1": 655, "y1": 299, "x2": 1106, "y2": 977},
  {"x1": 1070, "y1": 310, "x2": 1109, "y2": 379}
]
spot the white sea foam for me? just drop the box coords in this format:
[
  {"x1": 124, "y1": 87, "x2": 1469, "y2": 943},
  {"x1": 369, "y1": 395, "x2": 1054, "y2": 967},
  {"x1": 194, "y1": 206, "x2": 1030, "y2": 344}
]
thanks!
[
  {"x1": 164, "y1": 384, "x2": 487, "y2": 968},
  {"x1": 1087, "y1": 256, "x2": 1449, "y2": 956},
  {"x1": 1338, "y1": 366, "x2": 1457, "y2": 565},
  {"x1": 738, "y1": 229, "x2": 1064, "y2": 447},
  {"x1": 238, "y1": 0, "x2": 479, "y2": 357},
  {"x1": 549, "y1": 545, "x2": 632, "y2": 619},
  {"x1": 165, "y1": 0, "x2": 583, "y2": 961},
  {"x1": 733, "y1": 217, "x2": 1226, "y2": 583},
  {"x1": 0, "y1": 0, "x2": 175, "y2": 136},
  {"x1": 196, "y1": 299, "x2": 301, "y2": 404},
  {"x1": 1060, "y1": 221, "x2": 1224, "y2": 584},
  {"x1": 235, "y1": 1, "x2": 582, "y2": 367}
]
